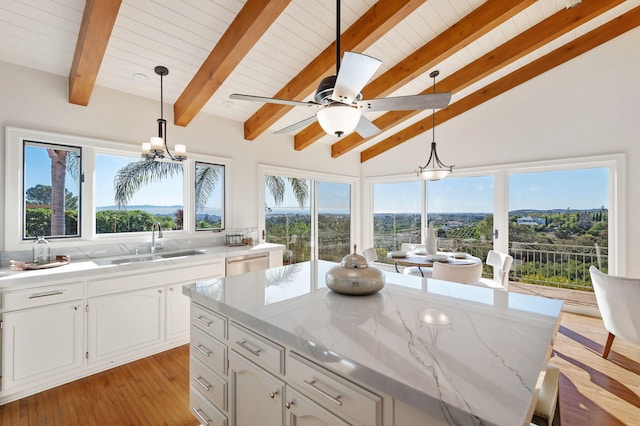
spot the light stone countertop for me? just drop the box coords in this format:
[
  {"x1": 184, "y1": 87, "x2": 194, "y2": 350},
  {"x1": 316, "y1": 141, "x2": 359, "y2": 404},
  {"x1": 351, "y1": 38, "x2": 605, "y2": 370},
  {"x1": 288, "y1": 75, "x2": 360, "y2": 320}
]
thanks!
[
  {"x1": 0, "y1": 243, "x2": 283, "y2": 289},
  {"x1": 184, "y1": 260, "x2": 563, "y2": 426}
]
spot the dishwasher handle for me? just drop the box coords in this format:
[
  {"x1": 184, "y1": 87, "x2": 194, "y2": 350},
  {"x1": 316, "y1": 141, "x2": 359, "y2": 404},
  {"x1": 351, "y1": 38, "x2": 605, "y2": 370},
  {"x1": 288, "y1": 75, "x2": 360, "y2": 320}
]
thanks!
[{"x1": 226, "y1": 253, "x2": 269, "y2": 263}]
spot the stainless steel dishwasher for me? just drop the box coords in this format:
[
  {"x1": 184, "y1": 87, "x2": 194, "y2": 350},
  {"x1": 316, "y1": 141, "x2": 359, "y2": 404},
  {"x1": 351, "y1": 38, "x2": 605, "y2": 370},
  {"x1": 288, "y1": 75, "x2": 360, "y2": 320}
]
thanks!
[{"x1": 225, "y1": 252, "x2": 270, "y2": 276}]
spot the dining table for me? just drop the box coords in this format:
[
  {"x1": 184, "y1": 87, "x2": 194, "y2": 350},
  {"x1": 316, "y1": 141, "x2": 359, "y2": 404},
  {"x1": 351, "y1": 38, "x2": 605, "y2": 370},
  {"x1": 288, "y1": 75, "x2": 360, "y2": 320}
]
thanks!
[{"x1": 386, "y1": 250, "x2": 482, "y2": 276}]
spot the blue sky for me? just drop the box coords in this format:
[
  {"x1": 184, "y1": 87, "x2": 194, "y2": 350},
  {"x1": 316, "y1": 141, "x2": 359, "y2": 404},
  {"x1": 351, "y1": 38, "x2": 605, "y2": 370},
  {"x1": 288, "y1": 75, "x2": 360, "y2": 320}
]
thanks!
[
  {"x1": 374, "y1": 168, "x2": 608, "y2": 213},
  {"x1": 266, "y1": 180, "x2": 350, "y2": 213}
]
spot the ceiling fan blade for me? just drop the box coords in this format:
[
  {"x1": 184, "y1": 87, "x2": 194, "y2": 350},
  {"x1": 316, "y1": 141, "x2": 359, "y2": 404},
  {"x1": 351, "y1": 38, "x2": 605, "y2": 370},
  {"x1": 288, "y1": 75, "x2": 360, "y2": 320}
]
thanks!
[
  {"x1": 357, "y1": 92, "x2": 452, "y2": 112},
  {"x1": 331, "y1": 52, "x2": 382, "y2": 105},
  {"x1": 274, "y1": 115, "x2": 319, "y2": 134},
  {"x1": 354, "y1": 115, "x2": 381, "y2": 138},
  {"x1": 230, "y1": 93, "x2": 321, "y2": 108}
]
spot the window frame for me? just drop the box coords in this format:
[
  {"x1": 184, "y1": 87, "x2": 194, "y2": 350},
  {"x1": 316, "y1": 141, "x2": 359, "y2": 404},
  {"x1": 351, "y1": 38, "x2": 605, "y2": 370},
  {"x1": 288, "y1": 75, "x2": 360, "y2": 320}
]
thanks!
[
  {"x1": 22, "y1": 139, "x2": 83, "y2": 240},
  {"x1": 364, "y1": 153, "x2": 626, "y2": 276},
  {"x1": 4, "y1": 126, "x2": 232, "y2": 251}
]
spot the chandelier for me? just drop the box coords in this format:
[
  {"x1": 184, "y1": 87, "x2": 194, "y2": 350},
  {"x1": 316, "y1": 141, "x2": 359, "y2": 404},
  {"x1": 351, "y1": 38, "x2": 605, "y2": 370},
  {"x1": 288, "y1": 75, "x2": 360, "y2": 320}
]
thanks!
[
  {"x1": 416, "y1": 70, "x2": 453, "y2": 181},
  {"x1": 141, "y1": 66, "x2": 186, "y2": 161}
]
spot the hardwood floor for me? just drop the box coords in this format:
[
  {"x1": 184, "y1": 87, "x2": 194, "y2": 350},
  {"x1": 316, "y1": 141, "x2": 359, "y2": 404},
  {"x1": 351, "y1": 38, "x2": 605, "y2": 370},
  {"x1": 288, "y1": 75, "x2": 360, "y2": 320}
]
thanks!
[
  {"x1": 0, "y1": 313, "x2": 638, "y2": 425},
  {"x1": 0, "y1": 346, "x2": 199, "y2": 426}
]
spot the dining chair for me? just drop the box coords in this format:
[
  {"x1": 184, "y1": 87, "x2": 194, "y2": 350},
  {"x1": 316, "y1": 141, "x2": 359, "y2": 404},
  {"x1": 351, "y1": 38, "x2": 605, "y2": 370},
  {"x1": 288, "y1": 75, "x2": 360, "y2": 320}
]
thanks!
[
  {"x1": 475, "y1": 250, "x2": 513, "y2": 290},
  {"x1": 588, "y1": 266, "x2": 640, "y2": 358},
  {"x1": 362, "y1": 247, "x2": 378, "y2": 263},
  {"x1": 403, "y1": 266, "x2": 433, "y2": 278},
  {"x1": 432, "y1": 261, "x2": 482, "y2": 284},
  {"x1": 531, "y1": 364, "x2": 561, "y2": 426}
]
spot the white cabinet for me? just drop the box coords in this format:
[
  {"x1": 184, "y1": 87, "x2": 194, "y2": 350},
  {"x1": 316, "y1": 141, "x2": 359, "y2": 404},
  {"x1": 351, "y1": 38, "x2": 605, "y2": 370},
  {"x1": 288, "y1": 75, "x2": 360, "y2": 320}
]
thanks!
[
  {"x1": 2, "y1": 300, "x2": 83, "y2": 390},
  {"x1": 229, "y1": 350, "x2": 285, "y2": 426},
  {"x1": 87, "y1": 286, "x2": 165, "y2": 363},
  {"x1": 285, "y1": 387, "x2": 350, "y2": 426},
  {"x1": 166, "y1": 283, "x2": 190, "y2": 341}
]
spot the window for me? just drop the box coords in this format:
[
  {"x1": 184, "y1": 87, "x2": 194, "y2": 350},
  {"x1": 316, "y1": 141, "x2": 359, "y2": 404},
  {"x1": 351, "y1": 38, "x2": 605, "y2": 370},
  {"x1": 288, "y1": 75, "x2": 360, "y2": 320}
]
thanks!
[
  {"x1": 195, "y1": 162, "x2": 225, "y2": 231},
  {"x1": 317, "y1": 181, "x2": 351, "y2": 262},
  {"x1": 95, "y1": 154, "x2": 184, "y2": 234},
  {"x1": 5, "y1": 127, "x2": 229, "y2": 250},
  {"x1": 23, "y1": 140, "x2": 81, "y2": 239},
  {"x1": 259, "y1": 165, "x2": 357, "y2": 265},
  {"x1": 372, "y1": 181, "x2": 421, "y2": 254},
  {"x1": 508, "y1": 167, "x2": 609, "y2": 288},
  {"x1": 426, "y1": 175, "x2": 494, "y2": 257}
]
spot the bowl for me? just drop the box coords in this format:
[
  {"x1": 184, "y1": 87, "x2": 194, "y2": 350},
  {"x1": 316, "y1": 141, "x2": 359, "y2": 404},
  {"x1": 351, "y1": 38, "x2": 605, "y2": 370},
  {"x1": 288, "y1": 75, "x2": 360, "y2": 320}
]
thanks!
[{"x1": 389, "y1": 250, "x2": 408, "y2": 258}]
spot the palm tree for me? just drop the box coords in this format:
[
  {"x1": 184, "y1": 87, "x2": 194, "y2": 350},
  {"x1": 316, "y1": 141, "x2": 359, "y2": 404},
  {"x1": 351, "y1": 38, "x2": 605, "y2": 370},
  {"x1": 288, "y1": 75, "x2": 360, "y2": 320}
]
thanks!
[
  {"x1": 113, "y1": 160, "x2": 184, "y2": 207},
  {"x1": 265, "y1": 175, "x2": 309, "y2": 208},
  {"x1": 48, "y1": 149, "x2": 79, "y2": 235}
]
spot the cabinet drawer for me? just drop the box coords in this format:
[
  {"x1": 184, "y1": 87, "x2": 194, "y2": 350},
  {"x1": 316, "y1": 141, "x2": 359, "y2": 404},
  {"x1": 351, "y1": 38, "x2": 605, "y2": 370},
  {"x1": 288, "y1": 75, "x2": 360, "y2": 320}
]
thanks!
[
  {"x1": 287, "y1": 352, "x2": 381, "y2": 426},
  {"x1": 192, "y1": 302, "x2": 227, "y2": 340},
  {"x1": 2, "y1": 282, "x2": 84, "y2": 310},
  {"x1": 191, "y1": 327, "x2": 227, "y2": 377},
  {"x1": 191, "y1": 355, "x2": 227, "y2": 411},
  {"x1": 190, "y1": 386, "x2": 227, "y2": 426},
  {"x1": 229, "y1": 322, "x2": 283, "y2": 374}
]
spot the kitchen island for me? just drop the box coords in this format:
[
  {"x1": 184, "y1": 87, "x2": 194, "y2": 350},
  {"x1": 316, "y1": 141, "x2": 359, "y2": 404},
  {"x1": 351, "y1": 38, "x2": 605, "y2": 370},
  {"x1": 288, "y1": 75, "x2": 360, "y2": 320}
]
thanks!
[{"x1": 184, "y1": 260, "x2": 562, "y2": 426}]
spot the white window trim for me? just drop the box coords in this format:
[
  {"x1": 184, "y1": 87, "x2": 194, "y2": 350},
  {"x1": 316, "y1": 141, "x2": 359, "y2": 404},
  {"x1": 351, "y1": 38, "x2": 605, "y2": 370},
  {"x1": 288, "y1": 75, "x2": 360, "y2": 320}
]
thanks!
[
  {"x1": 363, "y1": 153, "x2": 626, "y2": 275},
  {"x1": 4, "y1": 126, "x2": 232, "y2": 251},
  {"x1": 257, "y1": 164, "x2": 359, "y2": 258}
]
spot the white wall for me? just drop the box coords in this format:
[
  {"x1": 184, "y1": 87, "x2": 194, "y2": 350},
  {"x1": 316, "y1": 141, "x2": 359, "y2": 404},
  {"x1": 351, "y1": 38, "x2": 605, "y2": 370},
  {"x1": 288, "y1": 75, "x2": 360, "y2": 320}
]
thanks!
[
  {"x1": 0, "y1": 60, "x2": 361, "y2": 251},
  {"x1": 361, "y1": 28, "x2": 640, "y2": 276}
]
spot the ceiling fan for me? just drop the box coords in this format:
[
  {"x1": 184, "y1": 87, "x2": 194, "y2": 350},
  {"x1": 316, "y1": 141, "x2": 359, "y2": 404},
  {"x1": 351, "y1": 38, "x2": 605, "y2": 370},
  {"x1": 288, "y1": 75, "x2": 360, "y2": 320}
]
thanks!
[{"x1": 230, "y1": 0, "x2": 451, "y2": 138}]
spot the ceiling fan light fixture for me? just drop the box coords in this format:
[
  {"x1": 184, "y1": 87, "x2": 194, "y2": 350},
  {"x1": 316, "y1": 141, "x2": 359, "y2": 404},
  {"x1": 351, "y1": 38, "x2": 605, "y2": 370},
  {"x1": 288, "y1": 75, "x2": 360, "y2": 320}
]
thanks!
[{"x1": 317, "y1": 105, "x2": 361, "y2": 137}]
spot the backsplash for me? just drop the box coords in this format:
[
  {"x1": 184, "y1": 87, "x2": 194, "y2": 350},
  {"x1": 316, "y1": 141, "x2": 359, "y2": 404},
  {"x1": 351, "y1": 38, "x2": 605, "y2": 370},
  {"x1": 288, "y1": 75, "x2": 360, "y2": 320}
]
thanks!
[{"x1": 0, "y1": 235, "x2": 227, "y2": 266}]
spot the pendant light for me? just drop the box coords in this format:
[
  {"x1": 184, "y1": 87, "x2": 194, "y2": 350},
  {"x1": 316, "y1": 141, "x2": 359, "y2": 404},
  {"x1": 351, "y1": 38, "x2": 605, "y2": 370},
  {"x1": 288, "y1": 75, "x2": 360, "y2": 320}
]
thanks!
[
  {"x1": 141, "y1": 66, "x2": 187, "y2": 161},
  {"x1": 416, "y1": 70, "x2": 453, "y2": 181}
]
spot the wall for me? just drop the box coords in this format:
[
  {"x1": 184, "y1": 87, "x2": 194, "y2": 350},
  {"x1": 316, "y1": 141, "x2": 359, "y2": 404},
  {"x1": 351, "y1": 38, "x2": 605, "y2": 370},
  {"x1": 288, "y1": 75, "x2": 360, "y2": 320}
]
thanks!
[
  {"x1": 0, "y1": 61, "x2": 360, "y2": 252},
  {"x1": 361, "y1": 28, "x2": 640, "y2": 276}
]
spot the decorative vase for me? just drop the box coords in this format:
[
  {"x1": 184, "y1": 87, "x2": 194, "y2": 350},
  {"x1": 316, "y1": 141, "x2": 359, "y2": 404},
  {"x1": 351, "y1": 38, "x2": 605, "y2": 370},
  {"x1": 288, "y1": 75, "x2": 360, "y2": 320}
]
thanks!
[
  {"x1": 426, "y1": 223, "x2": 437, "y2": 255},
  {"x1": 33, "y1": 235, "x2": 50, "y2": 264}
]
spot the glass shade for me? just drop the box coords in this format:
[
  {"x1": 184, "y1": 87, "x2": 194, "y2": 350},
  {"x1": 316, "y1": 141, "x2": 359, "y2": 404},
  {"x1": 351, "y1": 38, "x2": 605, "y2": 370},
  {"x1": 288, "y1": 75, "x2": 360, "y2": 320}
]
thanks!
[
  {"x1": 316, "y1": 105, "x2": 361, "y2": 137},
  {"x1": 150, "y1": 136, "x2": 164, "y2": 152},
  {"x1": 419, "y1": 168, "x2": 451, "y2": 181}
]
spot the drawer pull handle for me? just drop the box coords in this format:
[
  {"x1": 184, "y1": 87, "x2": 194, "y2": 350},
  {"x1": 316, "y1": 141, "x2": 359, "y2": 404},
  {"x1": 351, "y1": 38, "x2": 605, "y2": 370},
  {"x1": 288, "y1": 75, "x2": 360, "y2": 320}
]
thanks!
[
  {"x1": 303, "y1": 379, "x2": 343, "y2": 406},
  {"x1": 195, "y1": 316, "x2": 212, "y2": 327},
  {"x1": 28, "y1": 290, "x2": 64, "y2": 299},
  {"x1": 193, "y1": 376, "x2": 211, "y2": 391},
  {"x1": 193, "y1": 344, "x2": 212, "y2": 358},
  {"x1": 192, "y1": 407, "x2": 211, "y2": 425},
  {"x1": 236, "y1": 339, "x2": 262, "y2": 356}
]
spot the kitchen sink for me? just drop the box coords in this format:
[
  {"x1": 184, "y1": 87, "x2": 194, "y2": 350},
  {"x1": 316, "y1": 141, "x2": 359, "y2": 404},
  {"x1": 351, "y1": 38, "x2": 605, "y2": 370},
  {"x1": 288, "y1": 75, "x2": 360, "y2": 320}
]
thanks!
[{"x1": 93, "y1": 249, "x2": 204, "y2": 266}]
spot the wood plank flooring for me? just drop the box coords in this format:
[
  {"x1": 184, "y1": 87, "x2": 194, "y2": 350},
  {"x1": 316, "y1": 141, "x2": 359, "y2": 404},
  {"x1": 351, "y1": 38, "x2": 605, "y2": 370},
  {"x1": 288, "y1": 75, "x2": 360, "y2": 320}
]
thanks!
[{"x1": 0, "y1": 313, "x2": 638, "y2": 425}]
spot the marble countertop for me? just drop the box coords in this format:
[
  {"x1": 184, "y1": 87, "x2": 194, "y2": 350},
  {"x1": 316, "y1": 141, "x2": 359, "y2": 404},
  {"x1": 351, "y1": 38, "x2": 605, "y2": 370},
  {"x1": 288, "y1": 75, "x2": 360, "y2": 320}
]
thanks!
[
  {"x1": 0, "y1": 243, "x2": 283, "y2": 289},
  {"x1": 184, "y1": 260, "x2": 563, "y2": 426}
]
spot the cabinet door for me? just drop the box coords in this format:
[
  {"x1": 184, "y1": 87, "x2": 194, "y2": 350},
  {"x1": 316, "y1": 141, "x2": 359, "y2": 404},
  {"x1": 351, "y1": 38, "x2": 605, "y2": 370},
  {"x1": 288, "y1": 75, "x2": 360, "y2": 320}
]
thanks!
[
  {"x1": 87, "y1": 286, "x2": 165, "y2": 363},
  {"x1": 2, "y1": 300, "x2": 83, "y2": 390},
  {"x1": 285, "y1": 387, "x2": 350, "y2": 426},
  {"x1": 166, "y1": 284, "x2": 190, "y2": 341},
  {"x1": 229, "y1": 350, "x2": 284, "y2": 426}
]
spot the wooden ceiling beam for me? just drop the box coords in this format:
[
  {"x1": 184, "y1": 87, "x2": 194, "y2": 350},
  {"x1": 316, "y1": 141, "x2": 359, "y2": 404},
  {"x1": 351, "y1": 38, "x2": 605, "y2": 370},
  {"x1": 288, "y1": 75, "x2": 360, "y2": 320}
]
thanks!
[
  {"x1": 294, "y1": 0, "x2": 536, "y2": 151},
  {"x1": 241, "y1": 0, "x2": 427, "y2": 141},
  {"x1": 174, "y1": 0, "x2": 292, "y2": 127},
  {"x1": 333, "y1": 0, "x2": 624, "y2": 158},
  {"x1": 68, "y1": 0, "x2": 122, "y2": 106},
  {"x1": 360, "y1": 6, "x2": 640, "y2": 163}
]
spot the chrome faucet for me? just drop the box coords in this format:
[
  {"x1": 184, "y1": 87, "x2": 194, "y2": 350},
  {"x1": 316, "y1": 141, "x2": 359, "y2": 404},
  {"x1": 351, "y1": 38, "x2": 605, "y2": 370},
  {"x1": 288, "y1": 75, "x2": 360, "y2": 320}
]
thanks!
[{"x1": 151, "y1": 221, "x2": 163, "y2": 253}]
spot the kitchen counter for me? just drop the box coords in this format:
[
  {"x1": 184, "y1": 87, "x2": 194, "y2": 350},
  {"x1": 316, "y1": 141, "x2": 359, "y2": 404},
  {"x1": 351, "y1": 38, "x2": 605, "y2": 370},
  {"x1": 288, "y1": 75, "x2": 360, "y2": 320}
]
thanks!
[
  {"x1": 183, "y1": 260, "x2": 563, "y2": 426},
  {"x1": 0, "y1": 243, "x2": 283, "y2": 289}
]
